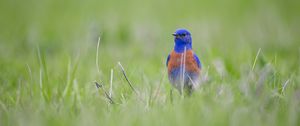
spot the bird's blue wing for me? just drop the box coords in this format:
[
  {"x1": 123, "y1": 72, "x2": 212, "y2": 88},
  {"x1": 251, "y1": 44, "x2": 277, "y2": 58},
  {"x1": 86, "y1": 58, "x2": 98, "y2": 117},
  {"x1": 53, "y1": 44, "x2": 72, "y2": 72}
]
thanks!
[
  {"x1": 194, "y1": 54, "x2": 202, "y2": 69},
  {"x1": 166, "y1": 54, "x2": 170, "y2": 67}
]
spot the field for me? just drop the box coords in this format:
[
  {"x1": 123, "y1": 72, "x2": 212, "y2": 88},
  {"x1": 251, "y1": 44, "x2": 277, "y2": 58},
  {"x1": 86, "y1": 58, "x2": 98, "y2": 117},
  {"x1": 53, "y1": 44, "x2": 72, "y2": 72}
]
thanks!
[{"x1": 0, "y1": 0, "x2": 300, "y2": 125}]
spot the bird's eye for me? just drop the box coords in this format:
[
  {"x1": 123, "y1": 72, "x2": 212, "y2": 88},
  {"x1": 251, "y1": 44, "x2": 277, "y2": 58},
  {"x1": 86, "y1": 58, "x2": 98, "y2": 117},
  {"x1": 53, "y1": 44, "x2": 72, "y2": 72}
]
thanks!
[{"x1": 181, "y1": 34, "x2": 186, "y2": 37}]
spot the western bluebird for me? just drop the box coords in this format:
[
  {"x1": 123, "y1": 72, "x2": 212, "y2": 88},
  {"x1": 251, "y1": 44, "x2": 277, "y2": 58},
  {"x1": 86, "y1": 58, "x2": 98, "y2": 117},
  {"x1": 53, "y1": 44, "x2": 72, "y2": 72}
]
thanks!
[{"x1": 166, "y1": 28, "x2": 201, "y2": 95}]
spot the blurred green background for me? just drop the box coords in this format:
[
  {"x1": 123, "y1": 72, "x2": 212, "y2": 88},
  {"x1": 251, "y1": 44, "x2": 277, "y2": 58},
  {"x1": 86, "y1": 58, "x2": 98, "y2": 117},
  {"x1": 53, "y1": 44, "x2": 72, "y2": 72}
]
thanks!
[{"x1": 0, "y1": 0, "x2": 300, "y2": 126}]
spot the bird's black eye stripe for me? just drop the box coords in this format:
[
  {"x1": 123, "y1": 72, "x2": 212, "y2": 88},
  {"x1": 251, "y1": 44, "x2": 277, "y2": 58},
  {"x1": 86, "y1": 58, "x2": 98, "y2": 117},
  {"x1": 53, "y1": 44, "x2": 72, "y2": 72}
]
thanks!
[{"x1": 180, "y1": 33, "x2": 186, "y2": 37}]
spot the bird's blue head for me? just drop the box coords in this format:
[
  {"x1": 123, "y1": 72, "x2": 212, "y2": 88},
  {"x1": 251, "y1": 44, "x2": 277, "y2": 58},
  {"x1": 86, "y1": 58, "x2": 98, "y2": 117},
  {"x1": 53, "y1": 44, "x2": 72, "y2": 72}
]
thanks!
[{"x1": 172, "y1": 28, "x2": 192, "y2": 53}]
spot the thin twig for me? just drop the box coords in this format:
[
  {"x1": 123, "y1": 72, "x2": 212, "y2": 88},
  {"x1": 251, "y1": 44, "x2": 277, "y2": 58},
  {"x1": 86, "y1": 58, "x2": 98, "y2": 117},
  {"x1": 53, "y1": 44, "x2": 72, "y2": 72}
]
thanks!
[
  {"x1": 62, "y1": 60, "x2": 71, "y2": 98},
  {"x1": 109, "y1": 69, "x2": 114, "y2": 98},
  {"x1": 179, "y1": 46, "x2": 187, "y2": 97},
  {"x1": 203, "y1": 65, "x2": 210, "y2": 82},
  {"x1": 96, "y1": 36, "x2": 101, "y2": 74},
  {"x1": 39, "y1": 68, "x2": 44, "y2": 100},
  {"x1": 281, "y1": 79, "x2": 290, "y2": 94},
  {"x1": 187, "y1": 75, "x2": 196, "y2": 88},
  {"x1": 26, "y1": 64, "x2": 33, "y2": 98},
  {"x1": 252, "y1": 48, "x2": 261, "y2": 71},
  {"x1": 117, "y1": 62, "x2": 147, "y2": 104},
  {"x1": 95, "y1": 81, "x2": 114, "y2": 104},
  {"x1": 118, "y1": 62, "x2": 138, "y2": 95}
]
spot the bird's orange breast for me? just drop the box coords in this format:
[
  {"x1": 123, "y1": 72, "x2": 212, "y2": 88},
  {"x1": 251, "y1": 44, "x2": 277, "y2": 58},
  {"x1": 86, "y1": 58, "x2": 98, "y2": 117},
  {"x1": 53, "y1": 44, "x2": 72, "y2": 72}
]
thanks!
[{"x1": 167, "y1": 50, "x2": 200, "y2": 74}]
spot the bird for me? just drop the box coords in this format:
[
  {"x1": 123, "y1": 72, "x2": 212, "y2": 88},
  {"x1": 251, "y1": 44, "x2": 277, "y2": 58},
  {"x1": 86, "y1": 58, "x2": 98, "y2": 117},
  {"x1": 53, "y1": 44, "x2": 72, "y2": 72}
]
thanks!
[{"x1": 166, "y1": 28, "x2": 201, "y2": 95}]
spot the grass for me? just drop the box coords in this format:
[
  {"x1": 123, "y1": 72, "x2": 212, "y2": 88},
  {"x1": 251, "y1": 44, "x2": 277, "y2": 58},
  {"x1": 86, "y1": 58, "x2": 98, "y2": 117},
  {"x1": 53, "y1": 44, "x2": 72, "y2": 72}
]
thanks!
[{"x1": 0, "y1": 0, "x2": 300, "y2": 126}]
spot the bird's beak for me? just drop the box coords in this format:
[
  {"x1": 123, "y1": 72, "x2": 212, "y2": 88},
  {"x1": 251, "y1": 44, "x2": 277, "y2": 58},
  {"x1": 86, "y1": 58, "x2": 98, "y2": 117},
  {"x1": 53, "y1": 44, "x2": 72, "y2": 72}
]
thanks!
[
  {"x1": 172, "y1": 33, "x2": 180, "y2": 39},
  {"x1": 172, "y1": 33, "x2": 178, "y2": 37}
]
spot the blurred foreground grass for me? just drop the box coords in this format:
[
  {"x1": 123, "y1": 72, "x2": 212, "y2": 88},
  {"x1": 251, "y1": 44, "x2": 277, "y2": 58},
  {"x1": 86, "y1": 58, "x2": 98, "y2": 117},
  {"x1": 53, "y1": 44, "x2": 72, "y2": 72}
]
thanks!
[{"x1": 0, "y1": 0, "x2": 300, "y2": 126}]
